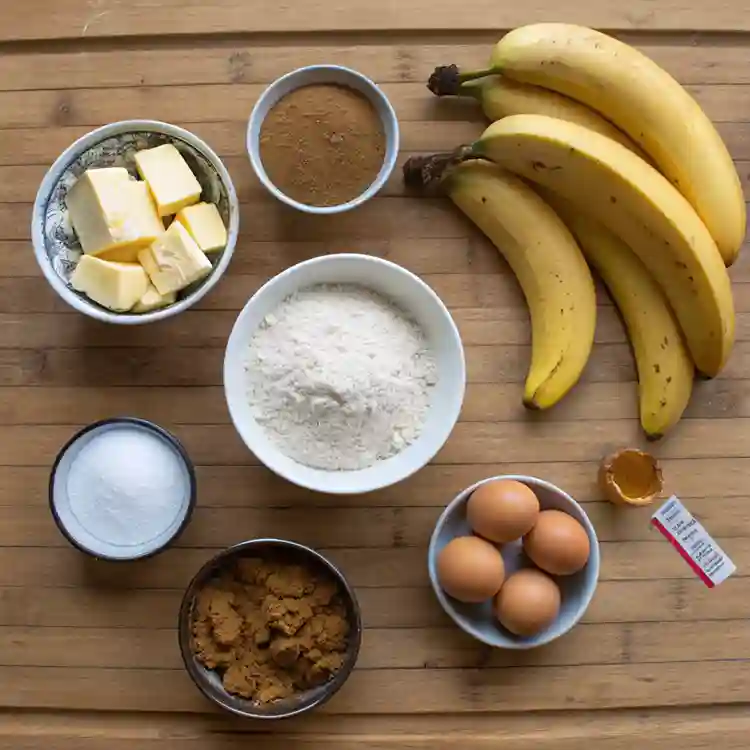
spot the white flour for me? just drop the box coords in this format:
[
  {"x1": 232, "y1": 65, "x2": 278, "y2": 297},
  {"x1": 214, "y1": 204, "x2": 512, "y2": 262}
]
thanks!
[
  {"x1": 66, "y1": 427, "x2": 188, "y2": 546},
  {"x1": 245, "y1": 284, "x2": 437, "y2": 470}
]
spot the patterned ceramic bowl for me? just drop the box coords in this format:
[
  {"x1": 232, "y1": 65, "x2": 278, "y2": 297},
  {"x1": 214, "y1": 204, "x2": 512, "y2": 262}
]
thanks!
[{"x1": 31, "y1": 120, "x2": 239, "y2": 324}]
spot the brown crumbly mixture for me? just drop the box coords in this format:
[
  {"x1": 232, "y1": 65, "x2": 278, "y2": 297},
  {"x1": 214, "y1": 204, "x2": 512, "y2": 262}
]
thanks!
[
  {"x1": 190, "y1": 557, "x2": 350, "y2": 704},
  {"x1": 259, "y1": 83, "x2": 386, "y2": 207}
]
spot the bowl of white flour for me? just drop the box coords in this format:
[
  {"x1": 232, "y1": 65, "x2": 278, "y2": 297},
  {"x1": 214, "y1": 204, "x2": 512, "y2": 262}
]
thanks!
[{"x1": 224, "y1": 254, "x2": 465, "y2": 494}]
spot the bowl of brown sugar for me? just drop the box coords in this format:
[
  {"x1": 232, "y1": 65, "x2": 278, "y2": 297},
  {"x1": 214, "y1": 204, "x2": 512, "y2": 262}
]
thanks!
[
  {"x1": 247, "y1": 65, "x2": 399, "y2": 214},
  {"x1": 178, "y1": 538, "x2": 362, "y2": 719}
]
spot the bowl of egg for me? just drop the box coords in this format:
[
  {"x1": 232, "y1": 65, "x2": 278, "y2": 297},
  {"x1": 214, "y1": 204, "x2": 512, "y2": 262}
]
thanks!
[
  {"x1": 31, "y1": 120, "x2": 239, "y2": 324},
  {"x1": 428, "y1": 475, "x2": 599, "y2": 649}
]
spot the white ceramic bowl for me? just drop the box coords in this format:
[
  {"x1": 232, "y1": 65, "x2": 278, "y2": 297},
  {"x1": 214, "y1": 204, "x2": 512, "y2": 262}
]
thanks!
[
  {"x1": 247, "y1": 65, "x2": 399, "y2": 214},
  {"x1": 428, "y1": 475, "x2": 600, "y2": 649},
  {"x1": 224, "y1": 254, "x2": 465, "y2": 494},
  {"x1": 31, "y1": 120, "x2": 239, "y2": 325}
]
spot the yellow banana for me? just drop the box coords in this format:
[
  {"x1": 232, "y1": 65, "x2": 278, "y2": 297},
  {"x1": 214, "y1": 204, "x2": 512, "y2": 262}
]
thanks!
[
  {"x1": 471, "y1": 114, "x2": 734, "y2": 378},
  {"x1": 542, "y1": 191, "x2": 694, "y2": 438},
  {"x1": 487, "y1": 24, "x2": 745, "y2": 265},
  {"x1": 459, "y1": 77, "x2": 645, "y2": 158},
  {"x1": 444, "y1": 160, "x2": 596, "y2": 409}
]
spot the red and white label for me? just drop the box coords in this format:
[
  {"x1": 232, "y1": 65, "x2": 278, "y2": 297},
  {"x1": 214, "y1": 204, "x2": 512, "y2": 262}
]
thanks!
[{"x1": 651, "y1": 496, "x2": 735, "y2": 588}]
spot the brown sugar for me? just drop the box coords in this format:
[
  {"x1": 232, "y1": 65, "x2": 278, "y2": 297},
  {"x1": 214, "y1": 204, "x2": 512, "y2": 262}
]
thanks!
[
  {"x1": 190, "y1": 556, "x2": 351, "y2": 704},
  {"x1": 259, "y1": 84, "x2": 386, "y2": 207}
]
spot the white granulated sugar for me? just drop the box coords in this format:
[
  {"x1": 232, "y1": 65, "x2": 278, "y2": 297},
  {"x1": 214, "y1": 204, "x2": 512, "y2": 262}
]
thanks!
[
  {"x1": 66, "y1": 427, "x2": 188, "y2": 546},
  {"x1": 245, "y1": 284, "x2": 438, "y2": 470}
]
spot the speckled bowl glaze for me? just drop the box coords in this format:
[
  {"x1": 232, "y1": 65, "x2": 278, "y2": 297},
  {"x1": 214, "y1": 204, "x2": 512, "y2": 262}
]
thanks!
[{"x1": 31, "y1": 120, "x2": 239, "y2": 324}]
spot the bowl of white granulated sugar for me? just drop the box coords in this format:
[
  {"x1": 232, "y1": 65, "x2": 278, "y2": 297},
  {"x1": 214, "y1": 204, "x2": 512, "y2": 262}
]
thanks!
[
  {"x1": 49, "y1": 417, "x2": 196, "y2": 560},
  {"x1": 223, "y1": 254, "x2": 466, "y2": 494}
]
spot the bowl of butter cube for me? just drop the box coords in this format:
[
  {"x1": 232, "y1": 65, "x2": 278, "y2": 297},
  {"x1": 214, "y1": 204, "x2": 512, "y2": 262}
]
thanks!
[{"x1": 32, "y1": 120, "x2": 239, "y2": 324}]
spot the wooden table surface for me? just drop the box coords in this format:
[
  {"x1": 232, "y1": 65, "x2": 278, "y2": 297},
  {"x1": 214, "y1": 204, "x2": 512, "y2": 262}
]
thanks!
[{"x1": 2, "y1": 1, "x2": 750, "y2": 747}]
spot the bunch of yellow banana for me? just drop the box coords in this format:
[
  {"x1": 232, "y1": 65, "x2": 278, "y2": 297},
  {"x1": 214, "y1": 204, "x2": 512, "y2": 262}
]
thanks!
[
  {"x1": 444, "y1": 161, "x2": 597, "y2": 410},
  {"x1": 540, "y1": 192, "x2": 694, "y2": 439},
  {"x1": 429, "y1": 23, "x2": 745, "y2": 265},
  {"x1": 455, "y1": 77, "x2": 646, "y2": 159},
  {"x1": 409, "y1": 22, "x2": 743, "y2": 437}
]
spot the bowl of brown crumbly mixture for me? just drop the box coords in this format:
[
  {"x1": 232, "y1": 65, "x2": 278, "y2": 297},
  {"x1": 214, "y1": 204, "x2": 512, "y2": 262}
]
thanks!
[
  {"x1": 178, "y1": 538, "x2": 362, "y2": 719},
  {"x1": 247, "y1": 65, "x2": 399, "y2": 215}
]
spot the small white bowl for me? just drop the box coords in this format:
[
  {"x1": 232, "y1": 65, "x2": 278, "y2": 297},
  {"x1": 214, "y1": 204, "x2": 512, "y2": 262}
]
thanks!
[
  {"x1": 223, "y1": 254, "x2": 465, "y2": 494},
  {"x1": 31, "y1": 120, "x2": 239, "y2": 325},
  {"x1": 428, "y1": 475, "x2": 600, "y2": 649},
  {"x1": 247, "y1": 65, "x2": 399, "y2": 215}
]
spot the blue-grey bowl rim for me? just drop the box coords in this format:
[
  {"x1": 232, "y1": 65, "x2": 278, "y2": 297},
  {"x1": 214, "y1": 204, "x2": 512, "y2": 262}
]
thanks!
[
  {"x1": 246, "y1": 64, "x2": 400, "y2": 215},
  {"x1": 427, "y1": 474, "x2": 601, "y2": 650}
]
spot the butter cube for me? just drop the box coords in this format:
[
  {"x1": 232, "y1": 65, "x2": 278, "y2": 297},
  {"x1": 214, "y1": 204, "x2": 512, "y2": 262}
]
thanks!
[
  {"x1": 71, "y1": 255, "x2": 150, "y2": 312},
  {"x1": 131, "y1": 283, "x2": 177, "y2": 313},
  {"x1": 176, "y1": 202, "x2": 227, "y2": 253},
  {"x1": 135, "y1": 144, "x2": 202, "y2": 216},
  {"x1": 138, "y1": 221, "x2": 212, "y2": 295},
  {"x1": 67, "y1": 168, "x2": 163, "y2": 261}
]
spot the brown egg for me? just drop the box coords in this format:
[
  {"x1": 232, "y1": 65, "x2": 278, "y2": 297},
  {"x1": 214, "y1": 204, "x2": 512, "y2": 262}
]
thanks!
[
  {"x1": 467, "y1": 479, "x2": 540, "y2": 543},
  {"x1": 523, "y1": 509, "x2": 590, "y2": 575},
  {"x1": 494, "y1": 568, "x2": 561, "y2": 637},
  {"x1": 436, "y1": 536, "x2": 505, "y2": 603}
]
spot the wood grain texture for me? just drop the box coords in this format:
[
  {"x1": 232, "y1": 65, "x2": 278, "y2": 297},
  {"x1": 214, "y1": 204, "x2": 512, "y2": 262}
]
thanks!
[
  {"x1": 4, "y1": 0, "x2": 750, "y2": 40},
  {"x1": 2, "y1": 708, "x2": 750, "y2": 749},
  {"x1": 1, "y1": 2, "x2": 749, "y2": 746},
  {"x1": 2, "y1": 41, "x2": 750, "y2": 92},
  {"x1": 1, "y1": 660, "x2": 749, "y2": 713}
]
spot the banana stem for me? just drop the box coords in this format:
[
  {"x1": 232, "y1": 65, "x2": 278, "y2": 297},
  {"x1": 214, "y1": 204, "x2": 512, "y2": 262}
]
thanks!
[
  {"x1": 402, "y1": 146, "x2": 476, "y2": 190},
  {"x1": 455, "y1": 80, "x2": 486, "y2": 100},
  {"x1": 427, "y1": 64, "x2": 496, "y2": 96}
]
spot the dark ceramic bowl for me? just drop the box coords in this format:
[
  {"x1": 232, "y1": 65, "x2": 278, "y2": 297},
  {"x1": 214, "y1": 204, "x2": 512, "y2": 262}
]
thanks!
[
  {"x1": 178, "y1": 538, "x2": 362, "y2": 719},
  {"x1": 49, "y1": 417, "x2": 197, "y2": 561}
]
